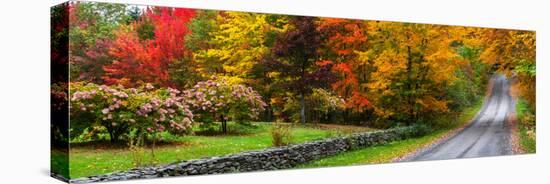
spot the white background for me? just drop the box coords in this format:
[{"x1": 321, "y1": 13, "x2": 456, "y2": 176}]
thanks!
[{"x1": 0, "y1": 0, "x2": 547, "y2": 183}]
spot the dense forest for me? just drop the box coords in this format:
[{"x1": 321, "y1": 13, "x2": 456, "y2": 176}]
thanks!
[{"x1": 53, "y1": 2, "x2": 535, "y2": 141}]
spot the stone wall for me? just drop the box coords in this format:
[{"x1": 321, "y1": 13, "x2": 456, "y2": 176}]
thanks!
[{"x1": 72, "y1": 126, "x2": 424, "y2": 183}]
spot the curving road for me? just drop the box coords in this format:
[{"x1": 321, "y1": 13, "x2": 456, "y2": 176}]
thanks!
[{"x1": 409, "y1": 74, "x2": 514, "y2": 161}]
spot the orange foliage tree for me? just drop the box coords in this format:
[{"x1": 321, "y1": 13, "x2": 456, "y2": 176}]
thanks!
[
  {"x1": 318, "y1": 18, "x2": 371, "y2": 113},
  {"x1": 360, "y1": 22, "x2": 466, "y2": 124},
  {"x1": 475, "y1": 29, "x2": 536, "y2": 109}
]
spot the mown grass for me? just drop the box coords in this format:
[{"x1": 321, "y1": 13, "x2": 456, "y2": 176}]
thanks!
[
  {"x1": 297, "y1": 130, "x2": 448, "y2": 168},
  {"x1": 297, "y1": 100, "x2": 483, "y2": 168},
  {"x1": 51, "y1": 149, "x2": 69, "y2": 178},
  {"x1": 69, "y1": 122, "x2": 374, "y2": 178},
  {"x1": 516, "y1": 99, "x2": 536, "y2": 153}
]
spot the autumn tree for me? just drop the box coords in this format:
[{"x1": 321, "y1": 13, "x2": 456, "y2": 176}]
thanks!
[
  {"x1": 68, "y1": 2, "x2": 132, "y2": 82},
  {"x1": 317, "y1": 18, "x2": 372, "y2": 123},
  {"x1": 449, "y1": 42, "x2": 491, "y2": 111},
  {"x1": 170, "y1": 10, "x2": 217, "y2": 88},
  {"x1": 246, "y1": 14, "x2": 290, "y2": 122},
  {"x1": 475, "y1": 29, "x2": 536, "y2": 109},
  {"x1": 361, "y1": 22, "x2": 465, "y2": 124},
  {"x1": 103, "y1": 7, "x2": 196, "y2": 87},
  {"x1": 267, "y1": 16, "x2": 335, "y2": 124},
  {"x1": 71, "y1": 39, "x2": 114, "y2": 83},
  {"x1": 194, "y1": 12, "x2": 288, "y2": 83},
  {"x1": 68, "y1": 2, "x2": 130, "y2": 52},
  {"x1": 190, "y1": 12, "x2": 289, "y2": 121}
]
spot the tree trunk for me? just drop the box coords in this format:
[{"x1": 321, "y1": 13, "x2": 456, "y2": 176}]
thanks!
[
  {"x1": 266, "y1": 103, "x2": 273, "y2": 122},
  {"x1": 104, "y1": 121, "x2": 126, "y2": 144},
  {"x1": 343, "y1": 109, "x2": 349, "y2": 124},
  {"x1": 300, "y1": 55, "x2": 307, "y2": 125},
  {"x1": 108, "y1": 130, "x2": 116, "y2": 144},
  {"x1": 300, "y1": 92, "x2": 306, "y2": 124},
  {"x1": 221, "y1": 115, "x2": 227, "y2": 133},
  {"x1": 107, "y1": 126, "x2": 120, "y2": 144},
  {"x1": 151, "y1": 133, "x2": 156, "y2": 160}
]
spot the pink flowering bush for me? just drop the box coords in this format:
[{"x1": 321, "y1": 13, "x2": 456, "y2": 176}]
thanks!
[
  {"x1": 226, "y1": 83, "x2": 268, "y2": 122},
  {"x1": 69, "y1": 82, "x2": 194, "y2": 143},
  {"x1": 183, "y1": 78, "x2": 266, "y2": 133},
  {"x1": 132, "y1": 86, "x2": 194, "y2": 136},
  {"x1": 70, "y1": 82, "x2": 131, "y2": 143},
  {"x1": 69, "y1": 78, "x2": 264, "y2": 140}
]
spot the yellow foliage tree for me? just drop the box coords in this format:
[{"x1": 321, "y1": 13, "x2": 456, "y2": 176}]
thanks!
[
  {"x1": 360, "y1": 22, "x2": 465, "y2": 123},
  {"x1": 194, "y1": 12, "x2": 288, "y2": 84},
  {"x1": 475, "y1": 29, "x2": 536, "y2": 109}
]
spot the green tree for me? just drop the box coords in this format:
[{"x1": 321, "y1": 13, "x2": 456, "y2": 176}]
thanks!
[
  {"x1": 169, "y1": 10, "x2": 219, "y2": 88},
  {"x1": 68, "y1": 2, "x2": 131, "y2": 81}
]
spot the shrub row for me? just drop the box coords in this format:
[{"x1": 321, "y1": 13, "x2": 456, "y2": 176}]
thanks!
[{"x1": 69, "y1": 78, "x2": 266, "y2": 143}]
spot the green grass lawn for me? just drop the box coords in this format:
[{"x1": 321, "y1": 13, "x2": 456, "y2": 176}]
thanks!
[
  {"x1": 297, "y1": 100, "x2": 482, "y2": 168},
  {"x1": 51, "y1": 149, "x2": 69, "y2": 178},
  {"x1": 516, "y1": 99, "x2": 536, "y2": 153},
  {"x1": 297, "y1": 130, "x2": 448, "y2": 168},
  {"x1": 69, "y1": 122, "x2": 374, "y2": 178}
]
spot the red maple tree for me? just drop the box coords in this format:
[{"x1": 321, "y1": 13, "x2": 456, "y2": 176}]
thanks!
[
  {"x1": 318, "y1": 18, "x2": 371, "y2": 112},
  {"x1": 103, "y1": 7, "x2": 196, "y2": 87}
]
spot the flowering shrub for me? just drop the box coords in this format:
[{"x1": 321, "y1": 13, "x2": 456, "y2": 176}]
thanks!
[
  {"x1": 183, "y1": 78, "x2": 267, "y2": 132},
  {"x1": 69, "y1": 79, "x2": 265, "y2": 140},
  {"x1": 70, "y1": 82, "x2": 131, "y2": 142},
  {"x1": 69, "y1": 82, "x2": 194, "y2": 143},
  {"x1": 133, "y1": 85, "x2": 194, "y2": 136},
  {"x1": 182, "y1": 80, "x2": 225, "y2": 126}
]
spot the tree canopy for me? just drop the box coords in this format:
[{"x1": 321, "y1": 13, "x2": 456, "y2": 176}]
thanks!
[{"x1": 66, "y1": 2, "x2": 536, "y2": 128}]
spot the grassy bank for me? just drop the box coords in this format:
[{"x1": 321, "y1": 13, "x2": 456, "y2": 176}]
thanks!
[
  {"x1": 516, "y1": 99, "x2": 536, "y2": 153},
  {"x1": 69, "y1": 123, "x2": 374, "y2": 178},
  {"x1": 297, "y1": 100, "x2": 483, "y2": 168}
]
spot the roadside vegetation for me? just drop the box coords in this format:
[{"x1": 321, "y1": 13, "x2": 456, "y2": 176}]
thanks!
[
  {"x1": 298, "y1": 99, "x2": 482, "y2": 168},
  {"x1": 516, "y1": 99, "x2": 536, "y2": 153}
]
